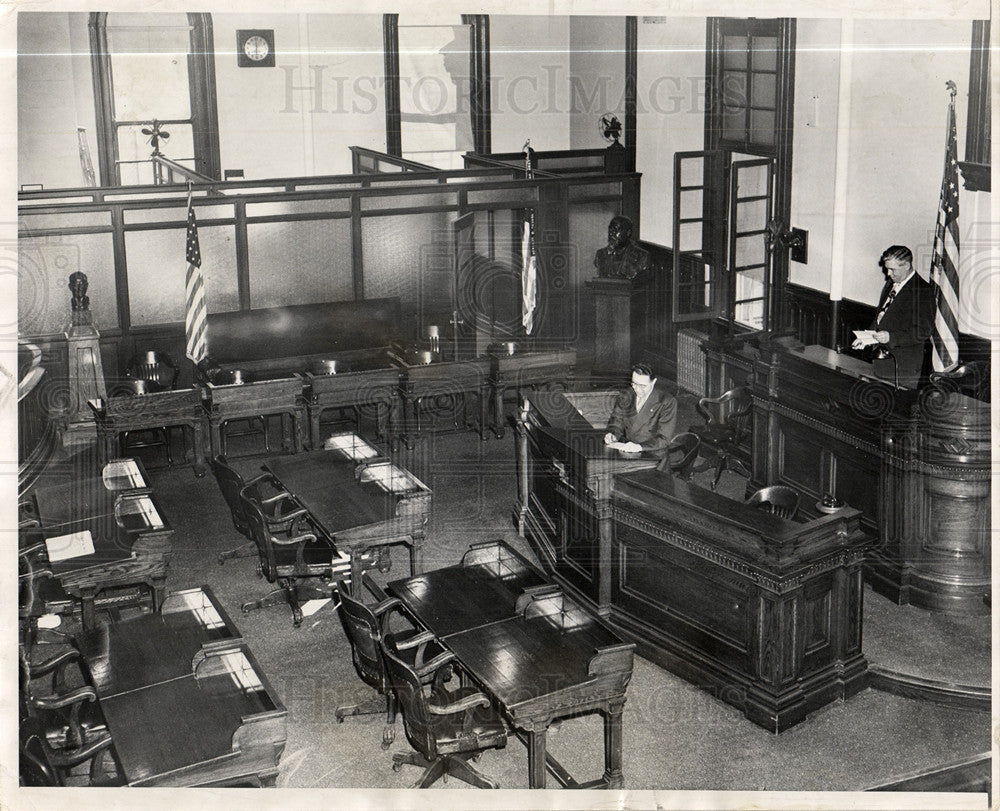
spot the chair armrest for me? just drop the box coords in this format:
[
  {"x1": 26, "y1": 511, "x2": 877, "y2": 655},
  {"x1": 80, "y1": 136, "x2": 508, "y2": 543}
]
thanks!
[
  {"x1": 27, "y1": 649, "x2": 80, "y2": 679},
  {"x1": 45, "y1": 732, "x2": 113, "y2": 768},
  {"x1": 269, "y1": 532, "x2": 318, "y2": 547},
  {"x1": 266, "y1": 506, "x2": 310, "y2": 526},
  {"x1": 371, "y1": 597, "x2": 403, "y2": 617},
  {"x1": 413, "y1": 650, "x2": 455, "y2": 680},
  {"x1": 259, "y1": 491, "x2": 295, "y2": 508},
  {"x1": 695, "y1": 395, "x2": 723, "y2": 425},
  {"x1": 394, "y1": 629, "x2": 435, "y2": 650},
  {"x1": 30, "y1": 686, "x2": 96, "y2": 712},
  {"x1": 426, "y1": 689, "x2": 491, "y2": 716},
  {"x1": 244, "y1": 472, "x2": 272, "y2": 488}
]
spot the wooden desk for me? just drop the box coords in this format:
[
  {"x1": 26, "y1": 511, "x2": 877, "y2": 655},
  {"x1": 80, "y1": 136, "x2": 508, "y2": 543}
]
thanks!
[
  {"x1": 514, "y1": 390, "x2": 660, "y2": 610},
  {"x1": 390, "y1": 350, "x2": 490, "y2": 445},
  {"x1": 76, "y1": 585, "x2": 240, "y2": 699},
  {"x1": 484, "y1": 346, "x2": 576, "y2": 439},
  {"x1": 388, "y1": 542, "x2": 634, "y2": 789},
  {"x1": 304, "y1": 349, "x2": 401, "y2": 446},
  {"x1": 610, "y1": 468, "x2": 871, "y2": 732},
  {"x1": 264, "y1": 448, "x2": 430, "y2": 590},
  {"x1": 75, "y1": 588, "x2": 285, "y2": 787},
  {"x1": 89, "y1": 388, "x2": 209, "y2": 476},
  {"x1": 708, "y1": 336, "x2": 992, "y2": 615},
  {"x1": 33, "y1": 471, "x2": 173, "y2": 628},
  {"x1": 204, "y1": 372, "x2": 306, "y2": 457}
]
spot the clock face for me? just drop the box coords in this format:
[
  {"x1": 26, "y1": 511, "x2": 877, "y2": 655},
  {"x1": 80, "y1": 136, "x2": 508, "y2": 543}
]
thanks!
[
  {"x1": 237, "y1": 30, "x2": 275, "y2": 68},
  {"x1": 243, "y1": 35, "x2": 269, "y2": 61}
]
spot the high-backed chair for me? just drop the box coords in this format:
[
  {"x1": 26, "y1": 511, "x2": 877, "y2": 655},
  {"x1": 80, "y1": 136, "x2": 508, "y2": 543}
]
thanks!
[
  {"x1": 382, "y1": 633, "x2": 507, "y2": 789},
  {"x1": 334, "y1": 583, "x2": 449, "y2": 749},
  {"x1": 746, "y1": 485, "x2": 800, "y2": 520},
  {"x1": 210, "y1": 455, "x2": 299, "y2": 565},
  {"x1": 689, "y1": 386, "x2": 753, "y2": 490},
  {"x1": 239, "y1": 491, "x2": 339, "y2": 627},
  {"x1": 656, "y1": 432, "x2": 701, "y2": 479},
  {"x1": 20, "y1": 715, "x2": 119, "y2": 786},
  {"x1": 120, "y1": 351, "x2": 180, "y2": 464}
]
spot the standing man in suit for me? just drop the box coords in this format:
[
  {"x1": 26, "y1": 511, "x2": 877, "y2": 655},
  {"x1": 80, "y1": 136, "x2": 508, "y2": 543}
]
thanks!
[
  {"x1": 604, "y1": 363, "x2": 677, "y2": 454},
  {"x1": 852, "y1": 245, "x2": 935, "y2": 388}
]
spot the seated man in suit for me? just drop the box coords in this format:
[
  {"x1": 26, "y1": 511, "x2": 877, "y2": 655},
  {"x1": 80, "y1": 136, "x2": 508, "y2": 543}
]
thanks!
[
  {"x1": 604, "y1": 363, "x2": 677, "y2": 455},
  {"x1": 851, "y1": 245, "x2": 935, "y2": 388}
]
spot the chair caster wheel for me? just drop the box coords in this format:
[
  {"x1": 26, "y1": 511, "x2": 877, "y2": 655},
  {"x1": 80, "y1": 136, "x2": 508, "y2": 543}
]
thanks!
[
  {"x1": 241, "y1": 603, "x2": 253, "y2": 614},
  {"x1": 392, "y1": 762, "x2": 402, "y2": 772},
  {"x1": 381, "y1": 727, "x2": 394, "y2": 749}
]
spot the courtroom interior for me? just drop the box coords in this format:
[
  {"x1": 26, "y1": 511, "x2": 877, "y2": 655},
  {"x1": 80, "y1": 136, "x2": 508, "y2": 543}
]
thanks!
[{"x1": 12, "y1": 7, "x2": 993, "y2": 804}]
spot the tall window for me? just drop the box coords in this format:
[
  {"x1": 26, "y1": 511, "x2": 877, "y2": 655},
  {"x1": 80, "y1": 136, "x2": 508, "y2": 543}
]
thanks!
[
  {"x1": 89, "y1": 12, "x2": 220, "y2": 185},
  {"x1": 718, "y1": 18, "x2": 780, "y2": 155}
]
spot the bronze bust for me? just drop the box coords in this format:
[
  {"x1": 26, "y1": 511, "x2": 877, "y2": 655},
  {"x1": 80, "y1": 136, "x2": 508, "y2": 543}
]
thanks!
[
  {"x1": 69, "y1": 271, "x2": 90, "y2": 311},
  {"x1": 594, "y1": 215, "x2": 651, "y2": 282}
]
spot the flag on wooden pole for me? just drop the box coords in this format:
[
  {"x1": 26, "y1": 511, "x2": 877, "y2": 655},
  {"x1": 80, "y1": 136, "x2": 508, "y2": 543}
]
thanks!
[
  {"x1": 184, "y1": 191, "x2": 208, "y2": 364},
  {"x1": 521, "y1": 141, "x2": 537, "y2": 334},
  {"x1": 930, "y1": 82, "x2": 960, "y2": 372}
]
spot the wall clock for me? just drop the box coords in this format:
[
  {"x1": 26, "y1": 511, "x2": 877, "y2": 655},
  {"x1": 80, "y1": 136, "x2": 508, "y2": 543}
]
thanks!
[{"x1": 237, "y1": 30, "x2": 275, "y2": 68}]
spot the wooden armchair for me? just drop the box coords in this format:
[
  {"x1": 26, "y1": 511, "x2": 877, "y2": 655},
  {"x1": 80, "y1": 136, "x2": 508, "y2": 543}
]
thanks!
[
  {"x1": 746, "y1": 485, "x2": 800, "y2": 520},
  {"x1": 656, "y1": 432, "x2": 701, "y2": 479},
  {"x1": 382, "y1": 633, "x2": 507, "y2": 789},
  {"x1": 239, "y1": 491, "x2": 340, "y2": 627},
  {"x1": 210, "y1": 455, "x2": 300, "y2": 565},
  {"x1": 334, "y1": 583, "x2": 449, "y2": 749},
  {"x1": 689, "y1": 386, "x2": 753, "y2": 490}
]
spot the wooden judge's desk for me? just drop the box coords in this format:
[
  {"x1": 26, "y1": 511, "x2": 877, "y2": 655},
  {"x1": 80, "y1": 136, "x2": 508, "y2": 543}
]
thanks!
[{"x1": 705, "y1": 336, "x2": 991, "y2": 617}]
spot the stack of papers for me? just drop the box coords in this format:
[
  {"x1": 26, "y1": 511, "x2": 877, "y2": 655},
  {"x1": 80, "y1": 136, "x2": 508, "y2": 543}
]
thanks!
[{"x1": 45, "y1": 529, "x2": 95, "y2": 563}]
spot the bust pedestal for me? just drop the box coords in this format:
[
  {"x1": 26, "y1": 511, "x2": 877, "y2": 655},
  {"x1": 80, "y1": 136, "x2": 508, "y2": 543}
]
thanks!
[
  {"x1": 63, "y1": 314, "x2": 107, "y2": 446},
  {"x1": 585, "y1": 277, "x2": 632, "y2": 383}
]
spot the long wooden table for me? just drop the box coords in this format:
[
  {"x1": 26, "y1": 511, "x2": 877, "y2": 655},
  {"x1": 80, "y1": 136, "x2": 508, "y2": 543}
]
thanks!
[
  {"x1": 74, "y1": 586, "x2": 287, "y2": 787},
  {"x1": 263, "y1": 443, "x2": 430, "y2": 591},
  {"x1": 387, "y1": 541, "x2": 635, "y2": 789}
]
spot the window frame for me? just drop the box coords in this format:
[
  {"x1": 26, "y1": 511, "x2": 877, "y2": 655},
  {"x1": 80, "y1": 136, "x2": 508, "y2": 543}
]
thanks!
[{"x1": 89, "y1": 12, "x2": 221, "y2": 186}]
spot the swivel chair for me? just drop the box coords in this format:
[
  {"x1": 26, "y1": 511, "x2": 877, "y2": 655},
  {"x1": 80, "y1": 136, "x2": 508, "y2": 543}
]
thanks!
[
  {"x1": 239, "y1": 491, "x2": 340, "y2": 627},
  {"x1": 656, "y1": 432, "x2": 701, "y2": 479},
  {"x1": 382, "y1": 633, "x2": 507, "y2": 789},
  {"x1": 334, "y1": 583, "x2": 449, "y2": 749},
  {"x1": 689, "y1": 386, "x2": 753, "y2": 490}
]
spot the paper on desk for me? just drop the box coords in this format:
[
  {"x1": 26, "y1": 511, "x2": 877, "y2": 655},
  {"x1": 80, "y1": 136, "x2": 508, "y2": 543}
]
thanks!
[
  {"x1": 45, "y1": 529, "x2": 95, "y2": 562},
  {"x1": 102, "y1": 458, "x2": 144, "y2": 490},
  {"x1": 359, "y1": 463, "x2": 420, "y2": 492},
  {"x1": 300, "y1": 598, "x2": 332, "y2": 617},
  {"x1": 852, "y1": 330, "x2": 879, "y2": 347}
]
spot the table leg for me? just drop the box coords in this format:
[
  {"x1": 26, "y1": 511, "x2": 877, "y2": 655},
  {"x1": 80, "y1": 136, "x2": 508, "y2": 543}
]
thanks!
[
  {"x1": 349, "y1": 548, "x2": 365, "y2": 597},
  {"x1": 191, "y1": 422, "x2": 208, "y2": 477},
  {"x1": 527, "y1": 729, "x2": 547, "y2": 789},
  {"x1": 602, "y1": 704, "x2": 625, "y2": 789},
  {"x1": 309, "y1": 405, "x2": 321, "y2": 450},
  {"x1": 209, "y1": 418, "x2": 224, "y2": 459},
  {"x1": 280, "y1": 413, "x2": 293, "y2": 452},
  {"x1": 410, "y1": 531, "x2": 424, "y2": 576}
]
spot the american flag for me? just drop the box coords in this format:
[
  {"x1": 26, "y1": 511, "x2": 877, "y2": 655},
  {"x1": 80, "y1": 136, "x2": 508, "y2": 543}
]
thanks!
[
  {"x1": 930, "y1": 86, "x2": 960, "y2": 372},
  {"x1": 184, "y1": 196, "x2": 208, "y2": 364},
  {"x1": 521, "y1": 142, "x2": 537, "y2": 335}
]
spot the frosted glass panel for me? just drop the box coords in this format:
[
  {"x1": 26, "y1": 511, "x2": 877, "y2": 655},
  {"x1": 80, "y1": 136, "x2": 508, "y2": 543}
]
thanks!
[
  {"x1": 19, "y1": 233, "x2": 117, "y2": 334},
  {"x1": 362, "y1": 212, "x2": 453, "y2": 313},
  {"x1": 126, "y1": 225, "x2": 238, "y2": 324},
  {"x1": 247, "y1": 219, "x2": 353, "y2": 308}
]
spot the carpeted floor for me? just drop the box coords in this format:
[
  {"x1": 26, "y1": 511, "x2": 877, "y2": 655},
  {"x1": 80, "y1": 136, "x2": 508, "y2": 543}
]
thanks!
[{"x1": 29, "y1": 393, "x2": 991, "y2": 798}]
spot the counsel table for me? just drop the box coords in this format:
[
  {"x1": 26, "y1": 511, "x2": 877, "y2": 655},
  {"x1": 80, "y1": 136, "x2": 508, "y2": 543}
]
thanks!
[
  {"x1": 263, "y1": 442, "x2": 430, "y2": 591},
  {"x1": 388, "y1": 541, "x2": 635, "y2": 789},
  {"x1": 75, "y1": 586, "x2": 286, "y2": 787}
]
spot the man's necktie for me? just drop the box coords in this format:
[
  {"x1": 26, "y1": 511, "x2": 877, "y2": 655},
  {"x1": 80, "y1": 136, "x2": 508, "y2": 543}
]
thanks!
[{"x1": 875, "y1": 287, "x2": 896, "y2": 325}]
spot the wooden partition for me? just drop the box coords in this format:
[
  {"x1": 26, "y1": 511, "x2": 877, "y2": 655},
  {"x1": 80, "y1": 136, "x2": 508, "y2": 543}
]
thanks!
[{"x1": 18, "y1": 167, "x2": 640, "y2": 390}]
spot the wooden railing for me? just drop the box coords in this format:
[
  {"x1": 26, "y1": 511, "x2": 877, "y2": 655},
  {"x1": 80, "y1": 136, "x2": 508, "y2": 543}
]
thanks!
[
  {"x1": 464, "y1": 148, "x2": 609, "y2": 176},
  {"x1": 349, "y1": 146, "x2": 438, "y2": 174},
  {"x1": 152, "y1": 154, "x2": 216, "y2": 186}
]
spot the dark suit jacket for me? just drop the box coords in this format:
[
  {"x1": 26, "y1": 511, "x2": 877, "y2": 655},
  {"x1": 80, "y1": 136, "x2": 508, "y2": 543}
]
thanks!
[
  {"x1": 870, "y1": 273, "x2": 935, "y2": 387},
  {"x1": 606, "y1": 383, "x2": 677, "y2": 453}
]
